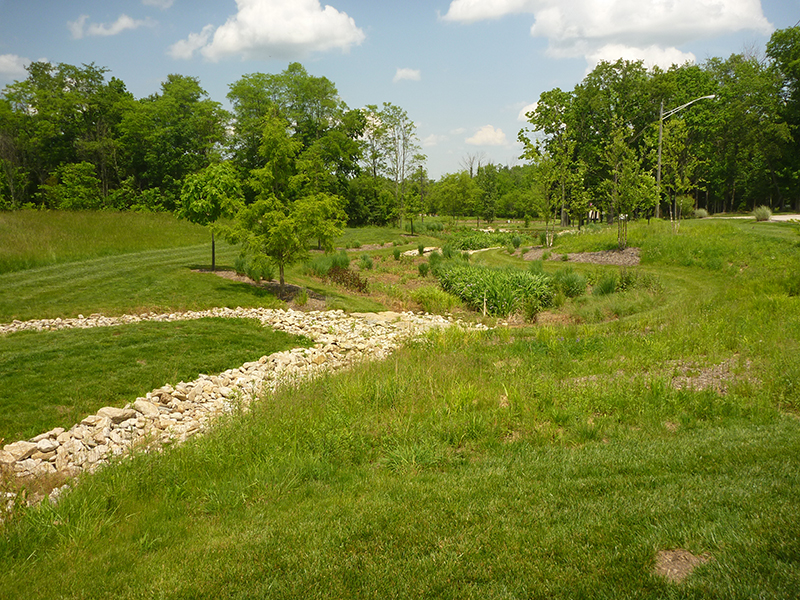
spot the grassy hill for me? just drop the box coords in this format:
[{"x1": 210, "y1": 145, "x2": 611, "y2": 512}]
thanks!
[{"x1": 1, "y1": 211, "x2": 799, "y2": 598}]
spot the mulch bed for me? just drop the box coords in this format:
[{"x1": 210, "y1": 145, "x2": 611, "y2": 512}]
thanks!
[{"x1": 522, "y1": 246, "x2": 640, "y2": 266}]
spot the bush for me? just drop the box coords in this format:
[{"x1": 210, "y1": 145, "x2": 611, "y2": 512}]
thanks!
[
  {"x1": 418, "y1": 262, "x2": 429, "y2": 277},
  {"x1": 294, "y1": 289, "x2": 308, "y2": 307},
  {"x1": 592, "y1": 273, "x2": 618, "y2": 296},
  {"x1": 552, "y1": 268, "x2": 587, "y2": 298},
  {"x1": 522, "y1": 297, "x2": 542, "y2": 322},
  {"x1": 393, "y1": 248, "x2": 401, "y2": 261},
  {"x1": 695, "y1": 208, "x2": 709, "y2": 219},
  {"x1": 307, "y1": 251, "x2": 350, "y2": 277},
  {"x1": 436, "y1": 262, "x2": 554, "y2": 317},
  {"x1": 359, "y1": 254, "x2": 374, "y2": 271},
  {"x1": 442, "y1": 244, "x2": 454, "y2": 259},
  {"x1": 328, "y1": 266, "x2": 368, "y2": 293},
  {"x1": 511, "y1": 234, "x2": 522, "y2": 249},
  {"x1": 411, "y1": 286, "x2": 461, "y2": 314},
  {"x1": 753, "y1": 206, "x2": 772, "y2": 222},
  {"x1": 418, "y1": 243, "x2": 426, "y2": 255}
]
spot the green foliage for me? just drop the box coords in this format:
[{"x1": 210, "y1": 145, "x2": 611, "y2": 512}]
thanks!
[
  {"x1": 326, "y1": 265, "x2": 368, "y2": 293},
  {"x1": 392, "y1": 247, "x2": 401, "y2": 261},
  {"x1": 436, "y1": 262, "x2": 553, "y2": 317},
  {"x1": 359, "y1": 253, "x2": 374, "y2": 271},
  {"x1": 592, "y1": 273, "x2": 618, "y2": 296},
  {"x1": 418, "y1": 262, "x2": 429, "y2": 277},
  {"x1": 552, "y1": 268, "x2": 587, "y2": 298},
  {"x1": 446, "y1": 229, "x2": 521, "y2": 251},
  {"x1": 410, "y1": 286, "x2": 460, "y2": 313},
  {"x1": 306, "y1": 251, "x2": 350, "y2": 278},
  {"x1": 753, "y1": 205, "x2": 772, "y2": 221},
  {"x1": 695, "y1": 208, "x2": 709, "y2": 219},
  {"x1": 39, "y1": 162, "x2": 103, "y2": 210}
]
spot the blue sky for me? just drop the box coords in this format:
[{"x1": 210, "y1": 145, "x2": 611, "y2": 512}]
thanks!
[{"x1": 0, "y1": 0, "x2": 796, "y2": 178}]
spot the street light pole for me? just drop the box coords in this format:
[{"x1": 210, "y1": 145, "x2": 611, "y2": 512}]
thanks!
[{"x1": 655, "y1": 94, "x2": 715, "y2": 220}]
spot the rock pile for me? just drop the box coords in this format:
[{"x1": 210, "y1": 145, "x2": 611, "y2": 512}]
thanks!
[{"x1": 1, "y1": 308, "x2": 478, "y2": 485}]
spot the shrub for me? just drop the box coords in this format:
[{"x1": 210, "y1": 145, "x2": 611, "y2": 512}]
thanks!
[
  {"x1": 592, "y1": 273, "x2": 618, "y2": 296},
  {"x1": 511, "y1": 234, "x2": 522, "y2": 249},
  {"x1": 695, "y1": 208, "x2": 709, "y2": 219},
  {"x1": 393, "y1": 248, "x2": 401, "y2": 261},
  {"x1": 418, "y1": 243, "x2": 426, "y2": 255},
  {"x1": 359, "y1": 253, "x2": 374, "y2": 271},
  {"x1": 411, "y1": 286, "x2": 460, "y2": 313},
  {"x1": 436, "y1": 262, "x2": 554, "y2": 317},
  {"x1": 294, "y1": 289, "x2": 308, "y2": 307},
  {"x1": 553, "y1": 268, "x2": 587, "y2": 298},
  {"x1": 351, "y1": 239, "x2": 362, "y2": 249},
  {"x1": 442, "y1": 244, "x2": 454, "y2": 259},
  {"x1": 522, "y1": 297, "x2": 542, "y2": 322},
  {"x1": 306, "y1": 251, "x2": 350, "y2": 278},
  {"x1": 753, "y1": 206, "x2": 772, "y2": 222},
  {"x1": 418, "y1": 262, "x2": 429, "y2": 277},
  {"x1": 327, "y1": 266, "x2": 368, "y2": 293},
  {"x1": 234, "y1": 253, "x2": 248, "y2": 276}
]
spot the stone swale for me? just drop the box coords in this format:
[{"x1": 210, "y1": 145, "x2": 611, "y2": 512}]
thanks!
[{"x1": 1, "y1": 307, "x2": 483, "y2": 493}]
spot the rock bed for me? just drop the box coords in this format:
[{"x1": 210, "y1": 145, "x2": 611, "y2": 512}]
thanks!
[{"x1": 1, "y1": 307, "x2": 480, "y2": 495}]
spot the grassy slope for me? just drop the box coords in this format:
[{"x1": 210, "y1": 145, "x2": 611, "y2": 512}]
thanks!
[
  {"x1": 0, "y1": 318, "x2": 312, "y2": 442},
  {"x1": 1, "y1": 214, "x2": 800, "y2": 598}
]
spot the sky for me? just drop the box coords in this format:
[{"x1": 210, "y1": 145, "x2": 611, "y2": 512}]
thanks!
[{"x1": 0, "y1": 0, "x2": 797, "y2": 179}]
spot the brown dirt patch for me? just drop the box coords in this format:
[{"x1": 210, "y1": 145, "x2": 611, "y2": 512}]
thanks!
[
  {"x1": 523, "y1": 246, "x2": 640, "y2": 266},
  {"x1": 654, "y1": 549, "x2": 711, "y2": 583}
]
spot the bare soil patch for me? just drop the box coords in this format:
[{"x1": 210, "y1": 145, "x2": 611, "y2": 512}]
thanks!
[
  {"x1": 654, "y1": 549, "x2": 711, "y2": 583},
  {"x1": 523, "y1": 246, "x2": 640, "y2": 266}
]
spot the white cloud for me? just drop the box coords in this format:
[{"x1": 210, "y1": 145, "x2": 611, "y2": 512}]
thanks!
[
  {"x1": 441, "y1": 0, "x2": 536, "y2": 23},
  {"x1": 168, "y1": 25, "x2": 214, "y2": 59},
  {"x1": 423, "y1": 134, "x2": 448, "y2": 147},
  {"x1": 143, "y1": 0, "x2": 174, "y2": 8},
  {"x1": 517, "y1": 102, "x2": 538, "y2": 122},
  {"x1": 172, "y1": 0, "x2": 365, "y2": 61},
  {"x1": 393, "y1": 68, "x2": 421, "y2": 83},
  {"x1": 0, "y1": 54, "x2": 31, "y2": 79},
  {"x1": 586, "y1": 44, "x2": 696, "y2": 71},
  {"x1": 466, "y1": 125, "x2": 509, "y2": 146},
  {"x1": 442, "y1": 0, "x2": 773, "y2": 69},
  {"x1": 69, "y1": 14, "x2": 155, "y2": 39}
]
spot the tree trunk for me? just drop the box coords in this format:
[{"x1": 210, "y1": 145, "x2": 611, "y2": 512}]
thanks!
[{"x1": 211, "y1": 230, "x2": 216, "y2": 272}]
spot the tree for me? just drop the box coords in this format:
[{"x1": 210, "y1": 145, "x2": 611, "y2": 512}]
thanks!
[
  {"x1": 225, "y1": 197, "x2": 307, "y2": 292},
  {"x1": 602, "y1": 125, "x2": 657, "y2": 247},
  {"x1": 178, "y1": 162, "x2": 243, "y2": 271},
  {"x1": 119, "y1": 74, "x2": 228, "y2": 210},
  {"x1": 294, "y1": 192, "x2": 347, "y2": 252},
  {"x1": 377, "y1": 102, "x2": 424, "y2": 226},
  {"x1": 40, "y1": 161, "x2": 103, "y2": 210},
  {"x1": 431, "y1": 171, "x2": 481, "y2": 226}
]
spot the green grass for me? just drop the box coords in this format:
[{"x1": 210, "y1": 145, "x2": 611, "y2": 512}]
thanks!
[
  {"x1": 0, "y1": 210, "x2": 211, "y2": 274},
  {"x1": 1, "y1": 327, "x2": 798, "y2": 598},
  {"x1": 0, "y1": 318, "x2": 312, "y2": 442},
  {"x1": 2, "y1": 212, "x2": 800, "y2": 597}
]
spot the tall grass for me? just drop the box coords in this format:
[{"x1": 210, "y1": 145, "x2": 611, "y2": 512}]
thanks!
[{"x1": 0, "y1": 210, "x2": 210, "y2": 274}]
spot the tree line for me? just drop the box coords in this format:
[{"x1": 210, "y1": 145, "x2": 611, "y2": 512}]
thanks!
[{"x1": 1, "y1": 26, "x2": 798, "y2": 234}]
